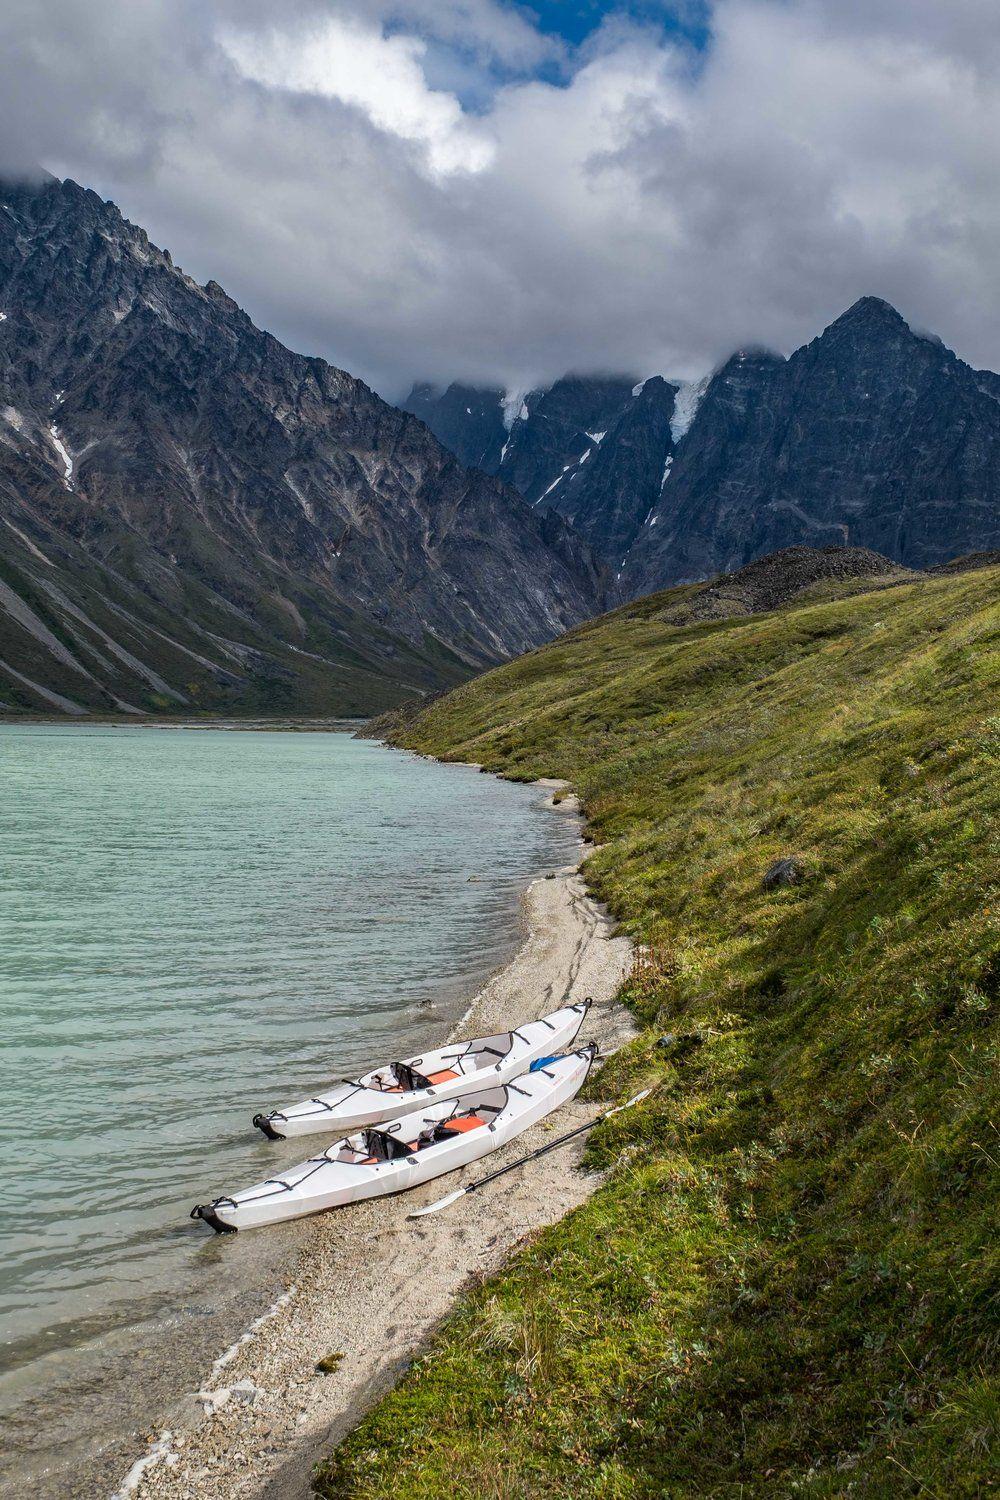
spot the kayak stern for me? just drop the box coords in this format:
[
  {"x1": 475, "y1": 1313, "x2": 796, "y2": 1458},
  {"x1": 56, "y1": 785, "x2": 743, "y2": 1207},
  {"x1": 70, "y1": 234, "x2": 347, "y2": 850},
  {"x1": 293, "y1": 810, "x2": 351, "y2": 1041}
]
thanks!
[{"x1": 190, "y1": 1202, "x2": 239, "y2": 1234}]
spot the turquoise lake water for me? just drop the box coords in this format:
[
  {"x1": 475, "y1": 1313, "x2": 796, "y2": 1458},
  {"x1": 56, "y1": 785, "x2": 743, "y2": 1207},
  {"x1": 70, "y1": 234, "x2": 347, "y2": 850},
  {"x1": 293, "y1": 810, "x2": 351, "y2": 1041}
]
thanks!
[{"x1": 0, "y1": 726, "x2": 578, "y2": 1374}]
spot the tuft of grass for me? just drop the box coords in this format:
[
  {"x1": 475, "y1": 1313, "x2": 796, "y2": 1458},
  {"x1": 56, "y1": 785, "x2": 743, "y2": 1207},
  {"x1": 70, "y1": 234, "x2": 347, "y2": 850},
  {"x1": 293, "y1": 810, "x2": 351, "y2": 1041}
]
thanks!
[{"x1": 318, "y1": 567, "x2": 1000, "y2": 1498}]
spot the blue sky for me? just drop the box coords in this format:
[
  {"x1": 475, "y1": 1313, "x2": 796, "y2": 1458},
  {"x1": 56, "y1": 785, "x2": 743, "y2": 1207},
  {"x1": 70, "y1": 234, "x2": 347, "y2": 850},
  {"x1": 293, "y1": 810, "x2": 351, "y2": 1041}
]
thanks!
[
  {"x1": 407, "y1": 0, "x2": 715, "y2": 127},
  {"x1": 410, "y1": 2, "x2": 711, "y2": 110},
  {"x1": 531, "y1": 1, "x2": 709, "y2": 49}
]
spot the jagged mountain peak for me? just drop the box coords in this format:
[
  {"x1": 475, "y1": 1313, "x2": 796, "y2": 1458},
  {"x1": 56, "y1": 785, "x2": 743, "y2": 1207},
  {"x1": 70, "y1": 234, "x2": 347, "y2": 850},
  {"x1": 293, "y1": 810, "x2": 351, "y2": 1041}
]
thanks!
[
  {"x1": 629, "y1": 373, "x2": 676, "y2": 400},
  {"x1": 714, "y1": 346, "x2": 785, "y2": 377},
  {"x1": 821, "y1": 298, "x2": 966, "y2": 380},
  {"x1": 0, "y1": 174, "x2": 608, "y2": 717},
  {"x1": 415, "y1": 296, "x2": 1000, "y2": 594},
  {"x1": 806, "y1": 295, "x2": 952, "y2": 364},
  {"x1": 624, "y1": 298, "x2": 1000, "y2": 592},
  {"x1": 831, "y1": 294, "x2": 909, "y2": 328}
]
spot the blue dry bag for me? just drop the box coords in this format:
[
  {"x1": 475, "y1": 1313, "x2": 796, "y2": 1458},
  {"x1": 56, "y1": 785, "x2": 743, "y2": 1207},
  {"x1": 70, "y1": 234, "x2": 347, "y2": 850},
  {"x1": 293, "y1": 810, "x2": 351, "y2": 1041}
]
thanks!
[{"x1": 529, "y1": 1054, "x2": 564, "y2": 1072}]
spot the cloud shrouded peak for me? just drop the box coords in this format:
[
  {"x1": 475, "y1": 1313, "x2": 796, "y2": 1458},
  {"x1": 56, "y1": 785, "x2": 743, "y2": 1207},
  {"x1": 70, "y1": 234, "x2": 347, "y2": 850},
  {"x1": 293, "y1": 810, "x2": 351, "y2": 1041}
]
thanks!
[{"x1": 1, "y1": 1, "x2": 998, "y2": 399}]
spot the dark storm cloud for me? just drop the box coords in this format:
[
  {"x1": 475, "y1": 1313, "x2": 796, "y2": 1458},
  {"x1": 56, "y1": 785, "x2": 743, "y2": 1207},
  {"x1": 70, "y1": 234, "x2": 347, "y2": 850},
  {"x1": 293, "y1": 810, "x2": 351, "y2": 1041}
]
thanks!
[{"x1": 2, "y1": 1, "x2": 998, "y2": 399}]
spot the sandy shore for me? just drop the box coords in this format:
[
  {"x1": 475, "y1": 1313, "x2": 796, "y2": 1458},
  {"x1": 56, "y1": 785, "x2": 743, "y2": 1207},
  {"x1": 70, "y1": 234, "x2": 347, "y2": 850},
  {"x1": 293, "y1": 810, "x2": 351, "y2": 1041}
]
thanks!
[{"x1": 116, "y1": 795, "x2": 633, "y2": 1500}]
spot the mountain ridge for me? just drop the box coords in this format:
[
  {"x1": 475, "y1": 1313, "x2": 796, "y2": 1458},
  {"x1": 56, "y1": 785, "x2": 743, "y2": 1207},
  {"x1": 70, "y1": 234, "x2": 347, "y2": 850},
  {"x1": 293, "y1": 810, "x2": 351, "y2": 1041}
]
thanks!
[
  {"x1": 406, "y1": 295, "x2": 1000, "y2": 591},
  {"x1": 0, "y1": 176, "x2": 608, "y2": 716}
]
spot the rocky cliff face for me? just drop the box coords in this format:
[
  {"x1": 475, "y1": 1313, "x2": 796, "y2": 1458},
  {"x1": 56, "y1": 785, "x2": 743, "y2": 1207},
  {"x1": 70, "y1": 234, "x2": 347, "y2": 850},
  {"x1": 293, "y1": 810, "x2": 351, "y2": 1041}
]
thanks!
[
  {"x1": 411, "y1": 298, "x2": 1000, "y2": 592},
  {"x1": 402, "y1": 382, "x2": 509, "y2": 474},
  {"x1": 0, "y1": 177, "x2": 607, "y2": 716},
  {"x1": 405, "y1": 372, "x2": 677, "y2": 578},
  {"x1": 403, "y1": 374, "x2": 641, "y2": 508},
  {"x1": 626, "y1": 298, "x2": 1000, "y2": 594}
]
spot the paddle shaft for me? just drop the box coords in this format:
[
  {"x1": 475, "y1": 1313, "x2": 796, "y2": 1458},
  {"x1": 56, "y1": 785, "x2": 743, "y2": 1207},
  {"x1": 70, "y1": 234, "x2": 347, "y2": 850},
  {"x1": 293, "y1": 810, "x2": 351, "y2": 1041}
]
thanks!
[
  {"x1": 408, "y1": 1087, "x2": 653, "y2": 1217},
  {"x1": 450, "y1": 1088, "x2": 650, "y2": 1200},
  {"x1": 464, "y1": 1115, "x2": 602, "y2": 1194}
]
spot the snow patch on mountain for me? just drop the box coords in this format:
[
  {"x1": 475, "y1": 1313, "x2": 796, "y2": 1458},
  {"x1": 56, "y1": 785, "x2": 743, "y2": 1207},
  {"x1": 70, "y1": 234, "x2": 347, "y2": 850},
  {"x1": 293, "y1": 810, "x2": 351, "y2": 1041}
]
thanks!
[
  {"x1": 670, "y1": 375, "x2": 710, "y2": 442},
  {"x1": 48, "y1": 425, "x2": 74, "y2": 489},
  {"x1": 501, "y1": 388, "x2": 531, "y2": 431}
]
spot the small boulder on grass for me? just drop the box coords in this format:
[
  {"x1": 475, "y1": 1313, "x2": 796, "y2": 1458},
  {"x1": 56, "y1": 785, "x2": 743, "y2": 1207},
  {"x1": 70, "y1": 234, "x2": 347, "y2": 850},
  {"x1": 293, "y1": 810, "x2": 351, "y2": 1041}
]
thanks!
[
  {"x1": 656, "y1": 1031, "x2": 704, "y2": 1061},
  {"x1": 762, "y1": 856, "x2": 806, "y2": 891}
]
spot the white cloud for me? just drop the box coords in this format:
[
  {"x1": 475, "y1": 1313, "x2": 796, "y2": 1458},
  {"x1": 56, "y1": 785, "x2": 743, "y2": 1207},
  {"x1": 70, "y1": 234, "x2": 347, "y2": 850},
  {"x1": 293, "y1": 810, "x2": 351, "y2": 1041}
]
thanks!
[
  {"x1": 1, "y1": 1, "x2": 1000, "y2": 398},
  {"x1": 221, "y1": 13, "x2": 494, "y2": 177}
]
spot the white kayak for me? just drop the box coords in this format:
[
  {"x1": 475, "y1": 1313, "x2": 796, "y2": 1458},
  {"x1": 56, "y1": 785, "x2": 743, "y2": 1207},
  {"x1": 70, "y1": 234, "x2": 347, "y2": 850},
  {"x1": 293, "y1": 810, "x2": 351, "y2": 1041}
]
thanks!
[
  {"x1": 251, "y1": 998, "x2": 591, "y2": 1140},
  {"x1": 193, "y1": 1044, "x2": 596, "y2": 1232}
]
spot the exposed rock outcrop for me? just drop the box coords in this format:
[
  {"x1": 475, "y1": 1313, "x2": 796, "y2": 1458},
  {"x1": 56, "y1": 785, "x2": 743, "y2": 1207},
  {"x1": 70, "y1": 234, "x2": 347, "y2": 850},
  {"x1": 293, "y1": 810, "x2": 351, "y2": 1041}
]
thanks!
[{"x1": 656, "y1": 545, "x2": 913, "y2": 624}]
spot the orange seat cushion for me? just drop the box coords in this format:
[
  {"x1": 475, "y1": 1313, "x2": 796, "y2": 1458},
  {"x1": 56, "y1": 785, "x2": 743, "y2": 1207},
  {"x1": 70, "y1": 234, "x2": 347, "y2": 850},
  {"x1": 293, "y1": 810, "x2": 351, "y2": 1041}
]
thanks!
[
  {"x1": 442, "y1": 1114, "x2": 486, "y2": 1134},
  {"x1": 382, "y1": 1068, "x2": 456, "y2": 1094}
]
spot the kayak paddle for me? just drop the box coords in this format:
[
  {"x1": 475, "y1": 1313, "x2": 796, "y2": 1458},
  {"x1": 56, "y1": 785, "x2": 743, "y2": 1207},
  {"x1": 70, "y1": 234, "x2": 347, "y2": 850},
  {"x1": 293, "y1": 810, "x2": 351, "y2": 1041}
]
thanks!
[{"x1": 407, "y1": 1086, "x2": 653, "y2": 1218}]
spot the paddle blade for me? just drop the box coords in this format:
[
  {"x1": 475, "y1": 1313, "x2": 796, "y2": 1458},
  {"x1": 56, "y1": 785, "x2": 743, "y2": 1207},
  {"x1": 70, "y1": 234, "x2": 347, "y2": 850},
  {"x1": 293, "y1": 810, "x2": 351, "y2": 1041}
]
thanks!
[
  {"x1": 605, "y1": 1087, "x2": 653, "y2": 1119},
  {"x1": 407, "y1": 1187, "x2": 466, "y2": 1219}
]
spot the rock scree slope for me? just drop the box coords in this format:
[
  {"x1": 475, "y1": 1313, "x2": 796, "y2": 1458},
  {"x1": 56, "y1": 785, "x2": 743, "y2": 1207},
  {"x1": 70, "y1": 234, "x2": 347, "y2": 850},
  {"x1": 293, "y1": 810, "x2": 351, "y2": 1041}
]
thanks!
[{"x1": 0, "y1": 175, "x2": 607, "y2": 717}]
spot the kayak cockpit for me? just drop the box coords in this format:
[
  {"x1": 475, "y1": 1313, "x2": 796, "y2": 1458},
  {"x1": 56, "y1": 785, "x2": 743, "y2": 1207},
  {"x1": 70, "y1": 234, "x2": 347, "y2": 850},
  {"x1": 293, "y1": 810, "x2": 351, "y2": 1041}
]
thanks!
[
  {"x1": 367, "y1": 1033, "x2": 516, "y2": 1094},
  {"x1": 329, "y1": 1094, "x2": 506, "y2": 1165}
]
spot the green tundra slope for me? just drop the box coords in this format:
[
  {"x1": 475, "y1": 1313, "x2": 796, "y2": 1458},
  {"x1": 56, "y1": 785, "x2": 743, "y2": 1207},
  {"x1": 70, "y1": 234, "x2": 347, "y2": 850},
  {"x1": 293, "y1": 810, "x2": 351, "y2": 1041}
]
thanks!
[{"x1": 319, "y1": 565, "x2": 1000, "y2": 1498}]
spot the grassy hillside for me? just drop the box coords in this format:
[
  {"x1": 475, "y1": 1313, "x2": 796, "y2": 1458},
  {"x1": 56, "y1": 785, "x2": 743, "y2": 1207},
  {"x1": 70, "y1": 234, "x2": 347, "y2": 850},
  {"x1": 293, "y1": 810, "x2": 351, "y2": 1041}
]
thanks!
[{"x1": 319, "y1": 566, "x2": 1000, "y2": 1498}]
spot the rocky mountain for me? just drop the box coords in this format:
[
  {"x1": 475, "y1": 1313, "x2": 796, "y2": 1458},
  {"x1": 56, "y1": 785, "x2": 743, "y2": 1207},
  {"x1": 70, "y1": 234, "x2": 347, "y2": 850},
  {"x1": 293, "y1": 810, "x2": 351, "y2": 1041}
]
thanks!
[
  {"x1": 402, "y1": 382, "x2": 510, "y2": 474},
  {"x1": 404, "y1": 372, "x2": 686, "y2": 581},
  {"x1": 0, "y1": 176, "x2": 607, "y2": 716},
  {"x1": 404, "y1": 374, "x2": 641, "y2": 499},
  {"x1": 409, "y1": 298, "x2": 1000, "y2": 592},
  {"x1": 625, "y1": 299, "x2": 1000, "y2": 595}
]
